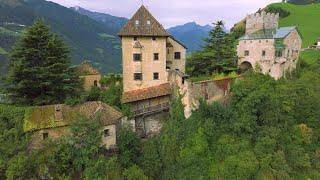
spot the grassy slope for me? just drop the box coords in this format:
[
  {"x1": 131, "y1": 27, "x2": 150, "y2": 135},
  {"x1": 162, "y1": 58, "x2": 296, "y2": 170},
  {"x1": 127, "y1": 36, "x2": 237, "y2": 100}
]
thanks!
[{"x1": 268, "y1": 3, "x2": 320, "y2": 48}]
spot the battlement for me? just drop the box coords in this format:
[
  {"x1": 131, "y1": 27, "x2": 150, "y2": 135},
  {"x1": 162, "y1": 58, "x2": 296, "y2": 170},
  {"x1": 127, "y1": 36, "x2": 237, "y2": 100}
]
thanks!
[{"x1": 246, "y1": 11, "x2": 279, "y2": 34}]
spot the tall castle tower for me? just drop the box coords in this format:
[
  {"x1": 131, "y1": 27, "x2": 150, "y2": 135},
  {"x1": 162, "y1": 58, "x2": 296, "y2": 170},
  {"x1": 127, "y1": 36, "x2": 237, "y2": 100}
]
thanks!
[
  {"x1": 118, "y1": 5, "x2": 171, "y2": 92},
  {"x1": 245, "y1": 11, "x2": 279, "y2": 34}
]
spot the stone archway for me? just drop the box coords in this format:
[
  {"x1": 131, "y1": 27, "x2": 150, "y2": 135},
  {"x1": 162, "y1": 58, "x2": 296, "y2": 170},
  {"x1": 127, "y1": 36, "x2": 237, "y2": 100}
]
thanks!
[{"x1": 240, "y1": 61, "x2": 253, "y2": 72}]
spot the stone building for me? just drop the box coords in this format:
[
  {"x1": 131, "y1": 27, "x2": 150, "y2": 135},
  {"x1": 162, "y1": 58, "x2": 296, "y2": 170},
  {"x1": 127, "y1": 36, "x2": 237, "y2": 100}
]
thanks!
[
  {"x1": 119, "y1": 5, "x2": 187, "y2": 137},
  {"x1": 237, "y1": 11, "x2": 302, "y2": 79},
  {"x1": 317, "y1": 37, "x2": 320, "y2": 49},
  {"x1": 75, "y1": 61, "x2": 102, "y2": 91},
  {"x1": 24, "y1": 101, "x2": 129, "y2": 150}
]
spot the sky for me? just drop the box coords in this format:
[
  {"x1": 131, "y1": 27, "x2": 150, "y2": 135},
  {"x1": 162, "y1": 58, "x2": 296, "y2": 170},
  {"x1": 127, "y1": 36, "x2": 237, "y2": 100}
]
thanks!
[{"x1": 48, "y1": 0, "x2": 280, "y2": 29}]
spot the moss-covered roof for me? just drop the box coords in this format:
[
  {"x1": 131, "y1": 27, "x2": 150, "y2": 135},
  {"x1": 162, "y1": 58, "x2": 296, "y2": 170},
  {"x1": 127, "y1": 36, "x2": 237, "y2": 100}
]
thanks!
[{"x1": 24, "y1": 101, "x2": 124, "y2": 132}]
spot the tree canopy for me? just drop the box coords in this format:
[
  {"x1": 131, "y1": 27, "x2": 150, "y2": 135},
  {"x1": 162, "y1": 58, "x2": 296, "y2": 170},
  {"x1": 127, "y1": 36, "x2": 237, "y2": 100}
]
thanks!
[{"x1": 5, "y1": 20, "x2": 81, "y2": 105}]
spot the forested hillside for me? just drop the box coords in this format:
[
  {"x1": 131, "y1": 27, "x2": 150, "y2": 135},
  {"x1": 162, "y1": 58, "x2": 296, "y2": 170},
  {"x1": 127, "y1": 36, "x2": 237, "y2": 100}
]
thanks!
[{"x1": 0, "y1": 0, "x2": 122, "y2": 74}]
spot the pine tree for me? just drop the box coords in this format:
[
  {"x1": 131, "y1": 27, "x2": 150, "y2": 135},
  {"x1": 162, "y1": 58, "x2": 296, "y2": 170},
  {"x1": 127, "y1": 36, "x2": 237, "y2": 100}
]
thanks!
[
  {"x1": 187, "y1": 20, "x2": 237, "y2": 76},
  {"x1": 5, "y1": 20, "x2": 81, "y2": 105}
]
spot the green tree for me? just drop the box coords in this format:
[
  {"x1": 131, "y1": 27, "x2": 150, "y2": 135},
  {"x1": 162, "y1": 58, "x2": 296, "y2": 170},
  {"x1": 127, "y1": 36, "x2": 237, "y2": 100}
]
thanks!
[
  {"x1": 187, "y1": 20, "x2": 237, "y2": 76},
  {"x1": 118, "y1": 126, "x2": 141, "y2": 168},
  {"x1": 6, "y1": 153, "x2": 38, "y2": 180},
  {"x1": 122, "y1": 165, "x2": 148, "y2": 180},
  {"x1": 5, "y1": 20, "x2": 81, "y2": 105},
  {"x1": 83, "y1": 156, "x2": 122, "y2": 180}
]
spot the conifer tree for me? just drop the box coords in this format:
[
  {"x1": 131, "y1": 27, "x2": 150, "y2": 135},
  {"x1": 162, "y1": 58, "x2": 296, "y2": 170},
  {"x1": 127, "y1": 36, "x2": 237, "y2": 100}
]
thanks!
[
  {"x1": 5, "y1": 20, "x2": 81, "y2": 105},
  {"x1": 188, "y1": 20, "x2": 237, "y2": 76}
]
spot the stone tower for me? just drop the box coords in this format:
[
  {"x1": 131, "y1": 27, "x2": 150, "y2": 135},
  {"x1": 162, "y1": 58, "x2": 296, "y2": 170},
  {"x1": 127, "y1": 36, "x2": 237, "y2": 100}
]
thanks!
[{"x1": 245, "y1": 11, "x2": 279, "y2": 34}]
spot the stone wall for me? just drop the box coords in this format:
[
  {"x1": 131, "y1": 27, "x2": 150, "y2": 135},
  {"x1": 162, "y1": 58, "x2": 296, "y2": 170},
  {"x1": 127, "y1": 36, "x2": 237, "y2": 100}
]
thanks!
[
  {"x1": 246, "y1": 11, "x2": 279, "y2": 34},
  {"x1": 121, "y1": 36, "x2": 168, "y2": 92},
  {"x1": 168, "y1": 70, "x2": 234, "y2": 118},
  {"x1": 80, "y1": 74, "x2": 102, "y2": 91},
  {"x1": 166, "y1": 37, "x2": 186, "y2": 73},
  {"x1": 135, "y1": 111, "x2": 169, "y2": 138}
]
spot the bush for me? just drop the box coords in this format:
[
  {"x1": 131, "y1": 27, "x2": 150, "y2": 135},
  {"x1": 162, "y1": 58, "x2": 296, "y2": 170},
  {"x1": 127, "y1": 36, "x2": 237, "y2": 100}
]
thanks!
[{"x1": 265, "y1": 6, "x2": 290, "y2": 18}]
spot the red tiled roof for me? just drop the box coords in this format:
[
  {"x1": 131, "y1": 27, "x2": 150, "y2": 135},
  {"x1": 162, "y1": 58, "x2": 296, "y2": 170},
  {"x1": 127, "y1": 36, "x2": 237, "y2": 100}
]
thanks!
[{"x1": 122, "y1": 83, "x2": 172, "y2": 103}]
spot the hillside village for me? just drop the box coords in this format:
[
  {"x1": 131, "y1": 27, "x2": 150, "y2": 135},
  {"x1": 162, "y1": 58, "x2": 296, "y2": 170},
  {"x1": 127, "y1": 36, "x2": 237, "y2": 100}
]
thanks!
[{"x1": 0, "y1": 1, "x2": 320, "y2": 179}]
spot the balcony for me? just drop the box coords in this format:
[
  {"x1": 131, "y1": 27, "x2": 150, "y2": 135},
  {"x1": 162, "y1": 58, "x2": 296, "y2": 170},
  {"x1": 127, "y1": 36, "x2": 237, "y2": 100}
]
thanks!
[{"x1": 133, "y1": 102, "x2": 170, "y2": 117}]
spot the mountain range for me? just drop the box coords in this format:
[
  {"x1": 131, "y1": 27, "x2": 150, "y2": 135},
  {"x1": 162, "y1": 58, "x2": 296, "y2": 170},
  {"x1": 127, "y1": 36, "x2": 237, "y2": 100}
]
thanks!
[{"x1": 0, "y1": 0, "x2": 212, "y2": 74}]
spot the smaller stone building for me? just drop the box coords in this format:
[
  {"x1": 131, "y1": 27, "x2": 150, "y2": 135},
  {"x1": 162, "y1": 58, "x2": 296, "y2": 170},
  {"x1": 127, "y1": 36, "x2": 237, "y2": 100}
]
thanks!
[
  {"x1": 75, "y1": 61, "x2": 102, "y2": 91},
  {"x1": 237, "y1": 11, "x2": 302, "y2": 79},
  {"x1": 24, "y1": 101, "x2": 128, "y2": 150},
  {"x1": 317, "y1": 37, "x2": 320, "y2": 49}
]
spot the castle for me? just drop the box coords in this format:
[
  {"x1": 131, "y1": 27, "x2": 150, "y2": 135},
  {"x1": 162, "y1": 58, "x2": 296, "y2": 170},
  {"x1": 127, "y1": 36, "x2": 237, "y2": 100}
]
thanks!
[
  {"x1": 237, "y1": 11, "x2": 302, "y2": 79},
  {"x1": 119, "y1": 5, "x2": 187, "y2": 136}
]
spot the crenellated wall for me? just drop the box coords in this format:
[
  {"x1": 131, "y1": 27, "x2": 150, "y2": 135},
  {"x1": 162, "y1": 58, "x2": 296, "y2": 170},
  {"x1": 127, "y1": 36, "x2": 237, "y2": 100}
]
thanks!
[{"x1": 246, "y1": 11, "x2": 279, "y2": 34}]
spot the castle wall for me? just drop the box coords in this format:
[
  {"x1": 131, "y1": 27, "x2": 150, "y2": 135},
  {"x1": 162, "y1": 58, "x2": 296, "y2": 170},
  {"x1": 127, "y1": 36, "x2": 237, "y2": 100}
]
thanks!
[
  {"x1": 166, "y1": 37, "x2": 186, "y2": 73},
  {"x1": 246, "y1": 12, "x2": 279, "y2": 34},
  {"x1": 122, "y1": 36, "x2": 168, "y2": 92},
  {"x1": 80, "y1": 74, "x2": 102, "y2": 91},
  {"x1": 237, "y1": 38, "x2": 276, "y2": 73}
]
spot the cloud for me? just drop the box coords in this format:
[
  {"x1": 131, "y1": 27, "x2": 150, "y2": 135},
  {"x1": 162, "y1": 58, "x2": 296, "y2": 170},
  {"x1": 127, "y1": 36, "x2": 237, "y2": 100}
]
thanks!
[{"x1": 48, "y1": 0, "x2": 280, "y2": 28}]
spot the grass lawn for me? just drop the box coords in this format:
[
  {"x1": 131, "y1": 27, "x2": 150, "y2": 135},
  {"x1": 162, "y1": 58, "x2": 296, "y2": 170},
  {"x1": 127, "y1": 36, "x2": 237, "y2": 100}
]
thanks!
[
  {"x1": 300, "y1": 49, "x2": 320, "y2": 66},
  {"x1": 268, "y1": 3, "x2": 320, "y2": 48}
]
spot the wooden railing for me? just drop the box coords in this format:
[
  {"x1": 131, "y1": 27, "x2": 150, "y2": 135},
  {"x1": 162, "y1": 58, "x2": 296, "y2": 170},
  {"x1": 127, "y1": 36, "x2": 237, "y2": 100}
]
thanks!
[{"x1": 133, "y1": 102, "x2": 170, "y2": 117}]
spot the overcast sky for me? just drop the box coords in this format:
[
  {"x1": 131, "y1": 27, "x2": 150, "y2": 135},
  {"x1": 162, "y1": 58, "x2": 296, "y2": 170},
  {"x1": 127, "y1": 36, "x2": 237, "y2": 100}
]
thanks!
[{"x1": 48, "y1": 0, "x2": 280, "y2": 28}]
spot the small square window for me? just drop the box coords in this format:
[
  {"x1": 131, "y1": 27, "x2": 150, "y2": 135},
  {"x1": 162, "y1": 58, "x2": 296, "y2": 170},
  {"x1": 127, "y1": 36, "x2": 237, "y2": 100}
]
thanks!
[
  {"x1": 262, "y1": 50, "x2": 266, "y2": 57},
  {"x1": 152, "y1": 37, "x2": 156, "y2": 41},
  {"x1": 154, "y1": 53, "x2": 159, "y2": 61},
  {"x1": 147, "y1": 20, "x2": 151, "y2": 25},
  {"x1": 174, "y1": 52, "x2": 181, "y2": 60},
  {"x1": 133, "y1": 53, "x2": 142, "y2": 61},
  {"x1": 244, "y1": 50, "x2": 249, "y2": 56},
  {"x1": 153, "y1": 73, "x2": 159, "y2": 80},
  {"x1": 104, "y1": 129, "x2": 110, "y2": 137},
  {"x1": 133, "y1": 37, "x2": 138, "y2": 41},
  {"x1": 134, "y1": 73, "x2": 142, "y2": 80},
  {"x1": 135, "y1": 20, "x2": 139, "y2": 25},
  {"x1": 43, "y1": 132, "x2": 48, "y2": 140}
]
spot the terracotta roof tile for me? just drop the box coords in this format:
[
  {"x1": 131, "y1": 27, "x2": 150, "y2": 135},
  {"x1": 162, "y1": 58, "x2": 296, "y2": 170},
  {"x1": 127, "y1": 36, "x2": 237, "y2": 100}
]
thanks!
[
  {"x1": 122, "y1": 83, "x2": 172, "y2": 103},
  {"x1": 118, "y1": 5, "x2": 170, "y2": 37}
]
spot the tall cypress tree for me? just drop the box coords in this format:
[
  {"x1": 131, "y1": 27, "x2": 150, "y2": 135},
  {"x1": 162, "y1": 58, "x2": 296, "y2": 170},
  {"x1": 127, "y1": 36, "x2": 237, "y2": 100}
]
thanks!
[{"x1": 5, "y1": 20, "x2": 81, "y2": 105}]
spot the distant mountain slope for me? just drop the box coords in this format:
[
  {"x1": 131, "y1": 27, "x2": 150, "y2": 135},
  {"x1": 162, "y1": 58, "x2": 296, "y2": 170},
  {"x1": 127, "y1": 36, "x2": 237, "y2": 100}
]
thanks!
[
  {"x1": 268, "y1": 3, "x2": 320, "y2": 47},
  {"x1": 0, "y1": 0, "x2": 122, "y2": 74},
  {"x1": 71, "y1": 6, "x2": 128, "y2": 31},
  {"x1": 288, "y1": 0, "x2": 320, "y2": 5},
  {"x1": 167, "y1": 22, "x2": 212, "y2": 52}
]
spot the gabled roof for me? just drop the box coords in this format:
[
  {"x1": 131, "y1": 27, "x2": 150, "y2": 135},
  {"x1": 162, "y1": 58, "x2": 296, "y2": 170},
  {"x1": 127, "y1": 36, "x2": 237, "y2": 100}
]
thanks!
[
  {"x1": 118, "y1": 5, "x2": 170, "y2": 37},
  {"x1": 75, "y1": 61, "x2": 101, "y2": 76},
  {"x1": 122, "y1": 83, "x2": 171, "y2": 103},
  {"x1": 240, "y1": 26, "x2": 297, "y2": 40},
  {"x1": 24, "y1": 101, "x2": 124, "y2": 132}
]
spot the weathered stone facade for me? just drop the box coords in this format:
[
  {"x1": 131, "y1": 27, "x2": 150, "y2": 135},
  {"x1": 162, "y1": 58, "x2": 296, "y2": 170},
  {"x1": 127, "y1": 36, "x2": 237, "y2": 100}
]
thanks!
[
  {"x1": 24, "y1": 102, "x2": 128, "y2": 150},
  {"x1": 317, "y1": 37, "x2": 320, "y2": 48},
  {"x1": 75, "y1": 61, "x2": 102, "y2": 91},
  {"x1": 237, "y1": 11, "x2": 302, "y2": 79}
]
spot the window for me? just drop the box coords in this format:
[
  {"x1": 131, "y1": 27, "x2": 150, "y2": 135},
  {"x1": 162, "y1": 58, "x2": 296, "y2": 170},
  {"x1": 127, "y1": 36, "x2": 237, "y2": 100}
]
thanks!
[
  {"x1": 154, "y1": 53, "x2": 159, "y2": 61},
  {"x1": 134, "y1": 73, "x2": 142, "y2": 80},
  {"x1": 133, "y1": 36, "x2": 138, "y2": 41},
  {"x1": 174, "y1": 52, "x2": 181, "y2": 60},
  {"x1": 153, "y1": 72, "x2": 159, "y2": 80},
  {"x1": 262, "y1": 50, "x2": 266, "y2": 57},
  {"x1": 244, "y1": 50, "x2": 249, "y2": 56},
  {"x1": 275, "y1": 50, "x2": 282, "y2": 57},
  {"x1": 135, "y1": 20, "x2": 139, "y2": 25},
  {"x1": 104, "y1": 129, "x2": 110, "y2": 137},
  {"x1": 133, "y1": 53, "x2": 142, "y2": 61},
  {"x1": 147, "y1": 20, "x2": 151, "y2": 25},
  {"x1": 182, "y1": 77, "x2": 185, "y2": 85},
  {"x1": 167, "y1": 49, "x2": 170, "y2": 54},
  {"x1": 152, "y1": 37, "x2": 156, "y2": 41},
  {"x1": 175, "y1": 69, "x2": 180, "y2": 71},
  {"x1": 43, "y1": 132, "x2": 48, "y2": 140}
]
